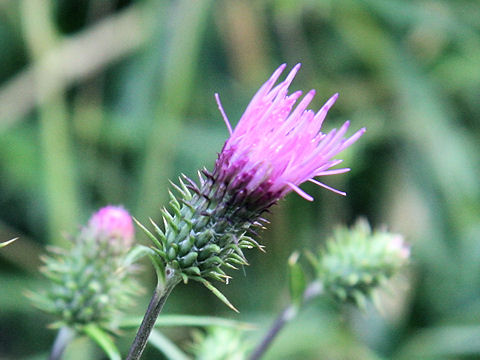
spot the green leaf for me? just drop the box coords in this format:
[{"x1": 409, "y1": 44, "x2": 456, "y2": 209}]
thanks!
[
  {"x1": 303, "y1": 250, "x2": 319, "y2": 269},
  {"x1": 133, "y1": 217, "x2": 164, "y2": 250},
  {"x1": 148, "y1": 329, "x2": 191, "y2": 360},
  {"x1": 123, "y1": 244, "x2": 156, "y2": 267},
  {"x1": 83, "y1": 324, "x2": 121, "y2": 360},
  {"x1": 194, "y1": 277, "x2": 239, "y2": 312},
  {"x1": 0, "y1": 237, "x2": 18, "y2": 248},
  {"x1": 148, "y1": 253, "x2": 166, "y2": 285},
  {"x1": 288, "y1": 251, "x2": 307, "y2": 306}
]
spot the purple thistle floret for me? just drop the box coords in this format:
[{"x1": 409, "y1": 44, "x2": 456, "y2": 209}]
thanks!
[
  {"x1": 214, "y1": 64, "x2": 365, "y2": 210},
  {"x1": 143, "y1": 65, "x2": 365, "y2": 307}
]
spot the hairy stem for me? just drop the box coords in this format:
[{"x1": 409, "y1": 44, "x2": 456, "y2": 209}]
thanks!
[
  {"x1": 249, "y1": 281, "x2": 323, "y2": 360},
  {"x1": 126, "y1": 269, "x2": 180, "y2": 360},
  {"x1": 49, "y1": 326, "x2": 75, "y2": 360}
]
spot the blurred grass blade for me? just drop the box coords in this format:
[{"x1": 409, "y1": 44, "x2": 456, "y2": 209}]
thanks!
[
  {"x1": 0, "y1": 4, "x2": 149, "y2": 130},
  {"x1": 395, "y1": 325, "x2": 480, "y2": 360},
  {"x1": 83, "y1": 324, "x2": 121, "y2": 360},
  {"x1": 119, "y1": 315, "x2": 254, "y2": 330},
  {"x1": 136, "y1": 0, "x2": 213, "y2": 220},
  {"x1": 148, "y1": 329, "x2": 191, "y2": 360},
  {"x1": 20, "y1": 0, "x2": 79, "y2": 246}
]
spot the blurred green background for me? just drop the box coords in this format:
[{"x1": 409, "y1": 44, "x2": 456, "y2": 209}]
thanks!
[{"x1": 1, "y1": 0, "x2": 480, "y2": 359}]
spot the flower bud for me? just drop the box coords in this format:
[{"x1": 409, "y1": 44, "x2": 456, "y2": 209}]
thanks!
[
  {"x1": 88, "y1": 205, "x2": 135, "y2": 249},
  {"x1": 387, "y1": 234, "x2": 411, "y2": 260},
  {"x1": 189, "y1": 327, "x2": 249, "y2": 360},
  {"x1": 31, "y1": 206, "x2": 140, "y2": 331},
  {"x1": 315, "y1": 219, "x2": 409, "y2": 307}
]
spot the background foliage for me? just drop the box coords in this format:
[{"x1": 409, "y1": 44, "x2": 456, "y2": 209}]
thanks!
[{"x1": 1, "y1": 0, "x2": 479, "y2": 359}]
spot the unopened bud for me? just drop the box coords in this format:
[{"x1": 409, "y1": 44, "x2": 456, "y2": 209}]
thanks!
[
  {"x1": 189, "y1": 327, "x2": 249, "y2": 360},
  {"x1": 31, "y1": 205, "x2": 141, "y2": 331},
  {"x1": 316, "y1": 219, "x2": 409, "y2": 307},
  {"x1": 89, "y1": 205, "x2": 134, "y2": 249}
]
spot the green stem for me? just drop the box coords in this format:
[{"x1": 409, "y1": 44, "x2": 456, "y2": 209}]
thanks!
[
  {"x1": 249, "y1": 304, "x2": 297, "y2": 360},
  {"x1": 126, "y1": 268, "x2": 180, "y2": 360},
  {"x1": 49, "y1": 326, "x2": 75, "y2": 360},
  {"x1": 249, "y1": 281, "x2": 323, "y2": 360}
]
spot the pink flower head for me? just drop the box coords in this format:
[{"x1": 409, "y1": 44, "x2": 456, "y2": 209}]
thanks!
[
  {"x1": 213, "y1": 64, "x2": 365, "y2": 210},
  {"x1": 89, "y1": 205, "x2": 134, "y2": 247}
]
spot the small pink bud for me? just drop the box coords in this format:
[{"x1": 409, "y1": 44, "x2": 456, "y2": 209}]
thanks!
[
  {"x1": 388, "y1": 234, "x2": 410, "y2": 261},
  {"x1": 89, "y1": 206, "x2": 134, "y2": 248}
]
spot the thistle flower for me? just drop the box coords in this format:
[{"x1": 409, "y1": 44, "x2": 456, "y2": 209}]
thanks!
[
  {"x1": 32, "y1": 206, "x2": 140, "y2": 331},
  {"x1": 214, "y1": 63, "x2": 365, "y2": 205},
  {"x1": 142, "y1": 64, "x2": 365, "y2": 305},
  {"x1": 314, "y1": 219, "x2": 410, "y2": 307}
]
